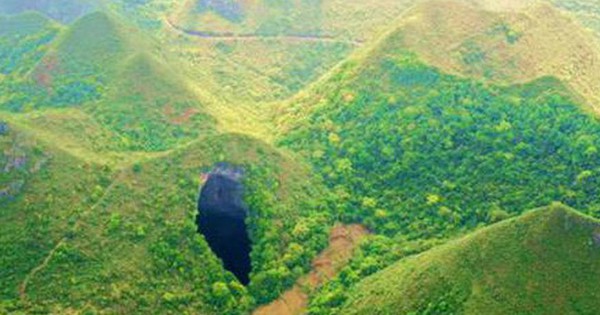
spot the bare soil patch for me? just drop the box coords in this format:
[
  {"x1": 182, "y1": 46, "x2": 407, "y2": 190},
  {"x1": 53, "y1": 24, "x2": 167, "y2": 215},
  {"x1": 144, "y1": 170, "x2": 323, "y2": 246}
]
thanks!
[{"x1": 253, "y1": 224, "x2": 367, "y2": 315}]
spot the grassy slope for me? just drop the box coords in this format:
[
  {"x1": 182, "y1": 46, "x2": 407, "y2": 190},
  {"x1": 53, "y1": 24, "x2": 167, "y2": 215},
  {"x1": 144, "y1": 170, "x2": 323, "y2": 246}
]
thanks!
[
  {"x1": 0, "y1": 122, "x2": 109, "y2": 310},
  {"x1": 0, "y1": 11, "x2": 335, "y2": 312},
  {"x1": 0, "y1": 12, "x2": 60, "y2": 76},
  {"x1": 264, "y1": 3, "x2": 600, "y2": 311},
  {"x1": 0, "y1": 0, "x2": 95, "y2": 23},
  {"x1": 341, "y1": 204, "x2": 600, "y2": 315},
  {"x1": 1, "y1": 10, "x2": 222, "y2": 161},
  {"x1": 0, "y1": 119, "x2": 331, "y2": 313},
  {"x1": 279, "y1": 33, "x2": 600, "y2": 236},
  {"x1": 391, "y1": 0, "x2": 600, "y2": 113},
  {"x1": 552, "y1": 0, "x2": 600, "y2": 39},
  {"x1": 2, "y1": 1, "x2": 600, "y2": 314},
  {"x1": 160, "y1": 0, "x2": 416, "y2": 104},
  {"x1": 0, "y1": 13, "x2": 61, "y2": 112}
]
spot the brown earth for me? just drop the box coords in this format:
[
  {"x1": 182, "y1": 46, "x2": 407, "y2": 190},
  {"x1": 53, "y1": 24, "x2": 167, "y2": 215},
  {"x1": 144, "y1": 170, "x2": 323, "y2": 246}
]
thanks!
[{"x1": 253, "y1": 224, "x2": 368, "y2": 315}]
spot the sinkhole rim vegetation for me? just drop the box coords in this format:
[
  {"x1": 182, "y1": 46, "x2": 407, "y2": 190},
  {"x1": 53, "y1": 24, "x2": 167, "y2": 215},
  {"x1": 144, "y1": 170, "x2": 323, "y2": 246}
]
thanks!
[{"x1": 2, "y1": 0, "x2": 600, "y2": 314}]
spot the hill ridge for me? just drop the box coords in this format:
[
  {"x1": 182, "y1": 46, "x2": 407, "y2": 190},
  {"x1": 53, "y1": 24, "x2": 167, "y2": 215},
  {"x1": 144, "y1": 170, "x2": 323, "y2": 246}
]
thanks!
[{"x1": 340, "y1": 203, "x2": 600, "y2": 314}]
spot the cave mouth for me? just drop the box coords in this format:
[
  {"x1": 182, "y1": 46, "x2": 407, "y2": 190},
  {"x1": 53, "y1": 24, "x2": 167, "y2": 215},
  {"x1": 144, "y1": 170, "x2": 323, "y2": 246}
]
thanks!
[{"x1": 197, "y1": 167, "x2": 251, "y2": 285}]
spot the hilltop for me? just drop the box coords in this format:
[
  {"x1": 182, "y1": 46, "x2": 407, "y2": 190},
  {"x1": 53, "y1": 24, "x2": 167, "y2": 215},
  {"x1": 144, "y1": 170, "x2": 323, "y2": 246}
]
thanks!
[
  {"x1": 389, "y1": 0, "x2": 600, "y2": 112},
  {"x1": 279, "y1": 31, "x2": 600, "y2": 240},
  {"x1": 0, "y1": 12, "x2": 60, "y2": 78},
  {"x1": 1, "y1": 118, "x2": 334, "y2": 313},
  {"x1": 1, "y1": 10, "x2": 222, "y2": 160},
  {"x1": 340, "y1": 204, "x2": 600, "y2": 314},
  {"x1": 0, "y1": 8, "x2": 337, "y2": 314},
  {"x1": 277, "y1": 15, "x2": 600, "y2": 308},
  {"x1": 162, "y1": 0, "x2": 416, "y2": 103},
  {"x1": 0, "y1": 0, "x2": 95, "y2": 23},
  {"x1": 2, "y1": 1, "x2": 600, "y2": 314}
]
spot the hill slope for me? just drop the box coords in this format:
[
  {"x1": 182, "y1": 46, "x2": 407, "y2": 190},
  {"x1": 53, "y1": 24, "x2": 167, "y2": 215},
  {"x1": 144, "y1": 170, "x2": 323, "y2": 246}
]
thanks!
[
  {"x1": 0, "y1": 117, "x2": 334, "y2": 313},
  {"x1": 552, "y1": 0, "x2": 600, "y2": 38},
  {"x1": 0, "y1": 7, "x2": 343, "y2": 313},
  {"x1": 170, "y1": 0, "x2": 415, "y2": 40},
  {"x1": 2, "y1": 11, "x2": 220, "y2": 156},
  {"x1": 162, "y1": 0, "x2": 416, "y2": 103},
  {"x1": 279, "y1": 43, "x2": 600, "y2": 241},
  {"x1": 2, "y1": 1, "x2": 600, "y2": 314},
  {"x1": 341, "y1": 204, "x2": 600, "y2": 315},
  {"x1": 0, "y1": 0, "x2": 95, "y2": 23},
  {"x1": 0, "y1": 121, "x2": 108, "y2": 310},
  {"x1": 392, "y1": 0, "x2": 600, "y2": 112}
]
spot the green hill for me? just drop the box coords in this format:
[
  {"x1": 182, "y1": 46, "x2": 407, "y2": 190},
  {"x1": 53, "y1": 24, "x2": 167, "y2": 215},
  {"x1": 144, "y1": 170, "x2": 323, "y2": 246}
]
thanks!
[
  {"x1": 163, "y1": 0, "x2": 416, "y2": 103},
  {"x1": 2, "y1": 1, "x2": 600, "y2": 314},
  {"x1": 0, "y1": 117, "x2": 332, "y2": 313},
  {"x1": 0, "y1": 13, "x2": 60, "y2": 110},
  {"x1": 279, "y1": 19, "x2": 600, "y2": 241},
  {"x1": 1, "y1": 11, "x2": 133, "y2": 111},
  {"x1": 0, "y1": 0, "x2": 96, "y2": 23},
  {"x1": 85, "y1": 52, "x2": 217, "y2": 151},
  {"x1": 2, "y1": 11, "x2": 220, "y2": 154},
  {"x1": 0, "y1": 10, "x2": 337, "y2": 311},
  {"x1": 340, "y1": 204, "x2": 600, "y2": 315},
  {"x1": 0, "y1": 121, "x2": 108, "y2": 310},
  {"x1": 381, "y1": 0, "x2": 600, "y2": 113},
  {"x1": 33, "y1": 11, "x2": 137, "y2": 107}
]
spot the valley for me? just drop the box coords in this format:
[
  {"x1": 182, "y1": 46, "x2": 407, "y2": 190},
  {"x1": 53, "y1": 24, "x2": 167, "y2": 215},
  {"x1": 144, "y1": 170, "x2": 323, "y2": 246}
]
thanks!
[{"x1": 1, "y1": 0, "x2": 600, "y2": 314}]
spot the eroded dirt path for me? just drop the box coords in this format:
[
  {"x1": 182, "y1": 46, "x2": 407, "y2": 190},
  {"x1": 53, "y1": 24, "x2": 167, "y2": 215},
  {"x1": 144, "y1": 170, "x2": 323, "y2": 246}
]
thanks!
[
  {"x1": 18, "y1": 174, "x2": 122, "y2": 302},
  {"x1": 253, "y1": 224, "x2": 368, "y2": 315},
  {"x1": 165, "y1": 19, "x2": 364, "y2": 46}
]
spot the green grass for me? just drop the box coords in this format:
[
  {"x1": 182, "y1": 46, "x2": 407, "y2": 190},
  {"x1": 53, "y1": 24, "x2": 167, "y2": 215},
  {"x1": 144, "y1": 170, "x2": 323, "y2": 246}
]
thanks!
[
  {"x1": 552, "y1": 0, "x2": 600, "y2": 38},
  {"x1": 277, "y1": 24, "x2": 600, "y2": 312},
  {"x1": 280, "y1": 46, "x2": 600, "y2": 240},
  {"x1": 2, "y1": 1, "x2": 600, "y2": 314},
  {"x1": 0, "y1": 13, "x2": 60, "y2": 75},
  {"x1": 0, "y1": 0, "x2": 95, "y2": 23},
  {"x1": 0, "y1": 114, "x2": 333, "y2": 313},
  {"x1": 340, "y1": 204, "x2": 600, "y2": 315},
  {"x1": 1, "y1": 11, "x2": 222, "y2": 153},
  {"x1": 0, "y1": 122, "x2": 110, "y2": 309},
  {"x1": 86, "y1": 53, "x2": 218, "y2": 151},
  {"x1": 159, "y1": 0, "x2": 415, "y2": 104}
]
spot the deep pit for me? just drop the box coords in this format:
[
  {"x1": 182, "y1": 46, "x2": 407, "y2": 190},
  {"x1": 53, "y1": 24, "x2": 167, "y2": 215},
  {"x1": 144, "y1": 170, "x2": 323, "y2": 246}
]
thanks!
[{"x1": 197, "y1": 164, "x2": 251, "y2": 285}]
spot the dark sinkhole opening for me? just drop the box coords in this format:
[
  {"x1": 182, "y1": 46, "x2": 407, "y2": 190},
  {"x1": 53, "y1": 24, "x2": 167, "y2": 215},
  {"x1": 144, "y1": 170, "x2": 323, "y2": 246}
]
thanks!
[{"x1": 197, "y1": 164, "x2": 251, "y2": 285}]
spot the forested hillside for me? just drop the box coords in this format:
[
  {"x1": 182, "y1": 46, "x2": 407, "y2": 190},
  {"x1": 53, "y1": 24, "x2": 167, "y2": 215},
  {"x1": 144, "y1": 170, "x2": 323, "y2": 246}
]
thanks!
[
  {"x1": 277, "y1": 8, "x2": 600, "y2": 311},
  {"x1": 280, "y1": 50, "x2": 600, "y2": 240},
  {"x1": 340, "y1": 205, "x2": 600, "y2": 315},
  {"x1": 1, "y1": 0, "x2": 600, "y2": 314}
]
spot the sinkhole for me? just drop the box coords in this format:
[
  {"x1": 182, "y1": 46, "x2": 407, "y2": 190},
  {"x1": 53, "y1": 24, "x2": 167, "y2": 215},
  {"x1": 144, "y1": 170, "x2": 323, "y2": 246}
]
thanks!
[{"x1": 197, "y1": 164, "x2": 251, "y2": 285}]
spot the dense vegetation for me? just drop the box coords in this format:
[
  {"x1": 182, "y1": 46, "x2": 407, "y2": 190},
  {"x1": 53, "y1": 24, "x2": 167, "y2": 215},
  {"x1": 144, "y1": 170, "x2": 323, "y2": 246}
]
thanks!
[
  {"x1": 1, "y1": 11, "x2": 218, "y2": 152},
  {"x1": 2, "y1": 0, "x2": 600, "y2": 314},
  {"x1": 281, "y1": 48, "x2": 600, "y2": 313},
  {"x1": 281, "y1": 52, "x2": 600, "y2": 241},
  {"x1": 0, "y1": 127, "x2": 334, "y2": 314},
  {"x1": 339, "y1": 205, "x2": 600, "y2": 315}
]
